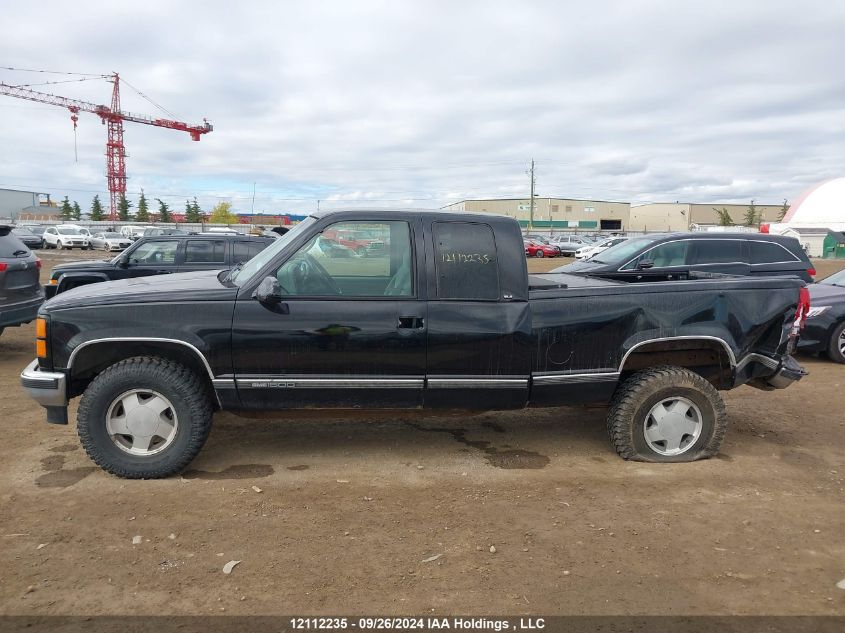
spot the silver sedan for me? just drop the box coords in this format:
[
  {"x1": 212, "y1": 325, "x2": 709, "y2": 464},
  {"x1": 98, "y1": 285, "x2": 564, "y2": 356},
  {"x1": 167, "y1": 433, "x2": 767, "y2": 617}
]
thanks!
[{"x1": 90, "y1": 232, "x2": 133, "y2": 252}]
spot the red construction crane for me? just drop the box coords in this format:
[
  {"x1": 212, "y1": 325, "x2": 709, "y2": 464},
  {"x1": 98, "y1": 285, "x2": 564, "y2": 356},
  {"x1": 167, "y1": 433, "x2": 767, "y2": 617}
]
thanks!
[{"x1": 0, "y1": 72, "x2": 212, "y2": 220}]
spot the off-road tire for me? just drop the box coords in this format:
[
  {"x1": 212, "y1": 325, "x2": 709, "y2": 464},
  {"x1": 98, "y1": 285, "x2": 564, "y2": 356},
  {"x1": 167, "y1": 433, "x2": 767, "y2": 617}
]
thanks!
[
  {"x1": 77, "y1": 356, "x2": 213, "y2": 478},
  {"x1": 607, "y1": 365, "x2": 727, "y2": 462},
  {"x1": 828, "y1": 321, "x2": 845, "y2": 364}
]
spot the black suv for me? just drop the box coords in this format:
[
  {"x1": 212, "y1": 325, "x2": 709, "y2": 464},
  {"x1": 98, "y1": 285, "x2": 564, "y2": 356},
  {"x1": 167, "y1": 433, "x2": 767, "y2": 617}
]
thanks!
[
  {"x1": 553, "y1": 232, "x2": 815, "y2": 283},
  {"x1": 46, "y1": 233, "x2": 274, "y2": 297},
  {"x1": 0, "y1": 225, "x2": 44, "y2": 335}
]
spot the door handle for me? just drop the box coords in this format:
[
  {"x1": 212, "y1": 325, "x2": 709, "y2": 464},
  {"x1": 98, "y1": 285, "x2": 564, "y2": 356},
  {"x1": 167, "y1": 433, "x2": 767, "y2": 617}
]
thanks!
[{"x1": 398, "y1": 317, "x2": 424, "y2": 329}]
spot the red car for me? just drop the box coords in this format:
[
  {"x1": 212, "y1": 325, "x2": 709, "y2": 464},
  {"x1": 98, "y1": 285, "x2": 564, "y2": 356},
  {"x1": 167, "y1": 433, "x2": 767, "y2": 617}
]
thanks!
[{"x1": 524, "y1": 239, "x2": 558, "y2": 258}]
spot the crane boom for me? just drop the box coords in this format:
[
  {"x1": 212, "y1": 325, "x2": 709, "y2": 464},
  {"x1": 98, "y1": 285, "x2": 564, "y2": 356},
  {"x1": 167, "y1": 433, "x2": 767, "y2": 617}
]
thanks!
[{"x1": 0, "y1": 72, "x2": 212, "y2": 219}]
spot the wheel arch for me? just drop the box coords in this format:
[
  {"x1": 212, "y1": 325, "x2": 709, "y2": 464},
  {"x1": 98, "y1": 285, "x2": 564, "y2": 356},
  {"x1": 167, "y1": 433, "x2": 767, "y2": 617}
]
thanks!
[
  {"x1": 619, "y1": 336, "x2": 736, "y2": 389},
  {"x1": 67, "y1": 338, "x2": 218, "y2": 405}
]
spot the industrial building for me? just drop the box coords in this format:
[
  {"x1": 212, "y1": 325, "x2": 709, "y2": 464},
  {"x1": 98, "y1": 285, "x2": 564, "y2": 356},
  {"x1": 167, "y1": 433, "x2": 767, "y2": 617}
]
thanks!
[
  {"x1": 629, "y1": 202, "x2": 786, "y2": 232},
  {"x1": 441, "y1": 197, "x2": 631, "y2": 230},
  {"x1": 0, "y1": 188, "x2": 56, "y2": 222}
]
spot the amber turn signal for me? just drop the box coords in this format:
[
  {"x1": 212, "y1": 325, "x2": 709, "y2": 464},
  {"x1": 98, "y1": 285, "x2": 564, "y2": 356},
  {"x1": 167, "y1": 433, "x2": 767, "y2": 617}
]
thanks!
[
  {"x1": 49, "y1": 279, "x2": 58, "y2": 285},
  {"x1": 35, "y1": 317, "x2": 47, "y2": 339},
  {"x1": 36, "y1": 339, "x2": 47, "y2": 358}
]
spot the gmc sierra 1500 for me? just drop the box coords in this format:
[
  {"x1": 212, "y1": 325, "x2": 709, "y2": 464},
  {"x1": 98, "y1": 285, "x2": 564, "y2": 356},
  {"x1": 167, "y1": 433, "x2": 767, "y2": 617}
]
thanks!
[{"x1": 21, "y1": 210, "x2": 808, "y2": 478}]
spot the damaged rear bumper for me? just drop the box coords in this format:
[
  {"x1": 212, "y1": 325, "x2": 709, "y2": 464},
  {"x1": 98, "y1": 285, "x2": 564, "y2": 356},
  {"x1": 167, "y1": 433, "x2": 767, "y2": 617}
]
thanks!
[{"x1": 737, "y1": 353, "x2": 807, "y2": 391}]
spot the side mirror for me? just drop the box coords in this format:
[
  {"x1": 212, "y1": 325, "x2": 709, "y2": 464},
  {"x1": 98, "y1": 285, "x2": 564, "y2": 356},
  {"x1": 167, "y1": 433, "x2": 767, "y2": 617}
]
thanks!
[
  {"x1": 118, "y1": 253, "x2": 131, "y2": 267},
  {"x1": 253, "y1": 276, "x2": 283, "y2": 305},
  {"x1": 637, "y1": 259, "x2": 655, "y2": 270}
]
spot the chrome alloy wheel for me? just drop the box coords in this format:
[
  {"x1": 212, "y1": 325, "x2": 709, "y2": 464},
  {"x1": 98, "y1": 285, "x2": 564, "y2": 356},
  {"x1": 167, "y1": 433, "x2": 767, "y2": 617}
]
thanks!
[
  {"x1": 106, "y1": 389, "x2": 179, "y2": 456},
  {"x1": 643, "y1": 396, "x2": 703, "y2": 456},
  {"x1": 839, "y1": 329, "x2": 845, "y2": 356}
]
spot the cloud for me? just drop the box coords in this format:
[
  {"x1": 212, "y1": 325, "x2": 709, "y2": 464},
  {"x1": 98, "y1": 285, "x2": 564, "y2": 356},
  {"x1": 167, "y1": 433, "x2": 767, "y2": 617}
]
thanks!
[{"x1": 1, "y1": 0, "x2": 844, "y2": 214}]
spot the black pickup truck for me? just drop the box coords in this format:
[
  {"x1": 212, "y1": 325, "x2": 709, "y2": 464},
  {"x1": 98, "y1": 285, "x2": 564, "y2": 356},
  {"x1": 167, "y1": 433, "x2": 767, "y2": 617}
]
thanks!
[
  {"x1": 21, "y1": 210, "x2": 809, "y2": 478},
  {"x1": 44, "y1": 233, "x2": 274, "y2": 298}
]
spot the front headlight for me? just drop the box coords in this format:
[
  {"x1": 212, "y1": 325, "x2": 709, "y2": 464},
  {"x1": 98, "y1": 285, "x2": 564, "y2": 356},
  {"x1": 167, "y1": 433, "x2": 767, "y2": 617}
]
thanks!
[{"x1": 806, "y1": 306, "x2": 830, "y2": 318}]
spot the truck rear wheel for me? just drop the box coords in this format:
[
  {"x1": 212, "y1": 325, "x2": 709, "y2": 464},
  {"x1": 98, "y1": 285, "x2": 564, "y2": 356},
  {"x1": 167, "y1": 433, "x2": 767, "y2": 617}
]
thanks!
[
  {"x1": 77, "y1": 356, "x2": 213, "y2": 478},
  {"x1": 607, "y1": 366, "x2": 726, "y2": 462}
]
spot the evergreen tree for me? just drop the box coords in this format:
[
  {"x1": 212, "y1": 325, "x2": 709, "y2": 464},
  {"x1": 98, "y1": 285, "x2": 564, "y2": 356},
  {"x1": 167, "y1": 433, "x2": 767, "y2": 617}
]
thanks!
[
  {"x1": 778, "y1": 199, "x2": 789, "y2": 221},
  {"x1": 117, "y1": 195, "x2": 133, "y2": 222},
  {"x1": 744, "y1": 199, "x2": 761, "y2": 226},
  {"x1": 136, "y1": 189, "x2": 150, "y2": 222},
  {"x1": 89, "y1": 195, "x2": 105, "y2": 221},
  {"x1": 156, "y1": 198, "x2": 172, "y2": 223},
  {"x1": 713, "y1": 207, "x2": 733, "y2": 226},
  {"x1": 185, "y1": 197, "x2": 202, "y2": 223},
  {"x1": 72, "y1": 201, "x2": 82, "y2": 221},
  {"x1": 59, "y1": 196, "x2": 73, "y2": 221}
]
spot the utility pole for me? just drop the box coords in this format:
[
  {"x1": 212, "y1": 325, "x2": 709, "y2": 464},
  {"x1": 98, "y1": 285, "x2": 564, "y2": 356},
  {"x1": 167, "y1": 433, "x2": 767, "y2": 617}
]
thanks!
[
  {"x1": 251, "y1": 182, "x2": 256, "y2": 214},
  {"x1": 528, "y1": 159, "x2": 536, "y2": 230}
]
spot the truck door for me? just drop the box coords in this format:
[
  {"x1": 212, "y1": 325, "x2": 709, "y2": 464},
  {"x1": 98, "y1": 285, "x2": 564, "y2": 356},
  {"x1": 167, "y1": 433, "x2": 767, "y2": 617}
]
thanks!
[
  {"x1": 424, "y1": 220, "x2": 531, "y2": 409},
  {"x1": 230, "y1": 218, "x2": 427, "y2": 409}
]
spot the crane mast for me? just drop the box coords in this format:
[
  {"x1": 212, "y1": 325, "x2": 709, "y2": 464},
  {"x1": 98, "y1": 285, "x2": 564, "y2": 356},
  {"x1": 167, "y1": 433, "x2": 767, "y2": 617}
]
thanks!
[{"x1": 0, "y1": 72, "x2": 212, "y2": 221}]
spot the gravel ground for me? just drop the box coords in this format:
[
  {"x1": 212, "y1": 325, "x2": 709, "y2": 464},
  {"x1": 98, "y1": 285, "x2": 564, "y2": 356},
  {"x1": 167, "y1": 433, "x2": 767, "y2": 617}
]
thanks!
[{"x1": 0, "y1": 248, "x2": 842, "y2": 616}]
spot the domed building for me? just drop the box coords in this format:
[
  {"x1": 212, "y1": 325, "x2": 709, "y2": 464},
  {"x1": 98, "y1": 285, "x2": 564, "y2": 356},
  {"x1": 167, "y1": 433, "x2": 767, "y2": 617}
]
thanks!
[{"x1": 763, "y1": 178, "x2": 845, "y2": 257}]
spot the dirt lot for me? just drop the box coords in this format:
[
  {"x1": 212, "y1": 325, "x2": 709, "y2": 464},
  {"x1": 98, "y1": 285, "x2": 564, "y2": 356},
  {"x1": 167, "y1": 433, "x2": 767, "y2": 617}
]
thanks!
[{"x1": 0, "y1": 248, "x2": 843, "y2": 615}]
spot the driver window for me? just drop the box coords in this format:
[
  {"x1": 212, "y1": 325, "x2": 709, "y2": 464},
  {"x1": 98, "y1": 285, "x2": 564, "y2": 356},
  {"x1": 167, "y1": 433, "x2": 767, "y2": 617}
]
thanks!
[
  {"x1": 274, "y1": 221, "x2": 413, "y2": 297},
  {"x1": 128, "y1": 240, "x2": 178, "y2": 265}
]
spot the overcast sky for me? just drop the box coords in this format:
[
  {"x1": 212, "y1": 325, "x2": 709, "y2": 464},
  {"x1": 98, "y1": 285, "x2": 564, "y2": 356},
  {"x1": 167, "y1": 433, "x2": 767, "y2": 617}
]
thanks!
[{"x1": 1, "y1": 0, "x2": 844, "y2": 214}]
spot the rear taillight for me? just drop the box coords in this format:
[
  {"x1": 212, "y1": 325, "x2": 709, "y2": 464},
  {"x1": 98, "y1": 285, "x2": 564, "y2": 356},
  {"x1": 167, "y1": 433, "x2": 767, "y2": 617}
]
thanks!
[
  {"x1": 807, "y1": 267, "x2": 816, "y2": 277},
  {"x1": 35, "y1": 258, "x2": 42, "y2": 269},
  {"x1": 793, "y1": 286, "x2": 811, "y2": 334},
  {"x1": 0, "y1": 262, "x2": 6, "y2": 272}
]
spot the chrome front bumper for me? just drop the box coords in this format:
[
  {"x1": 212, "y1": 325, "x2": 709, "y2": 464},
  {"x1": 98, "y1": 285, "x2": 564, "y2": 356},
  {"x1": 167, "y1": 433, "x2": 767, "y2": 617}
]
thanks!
[{"x1": 20, "y1": 359, "x2": 67, "y2": 407}]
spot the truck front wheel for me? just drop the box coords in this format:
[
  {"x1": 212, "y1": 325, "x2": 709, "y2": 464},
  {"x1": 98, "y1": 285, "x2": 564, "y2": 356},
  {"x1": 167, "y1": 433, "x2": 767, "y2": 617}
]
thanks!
[
  {"x1": 607, "y1": 366, "x2": 726, "y2": 462},
  {"x1": 77, "y1": 357, "x2": 213, "y2": 478}
]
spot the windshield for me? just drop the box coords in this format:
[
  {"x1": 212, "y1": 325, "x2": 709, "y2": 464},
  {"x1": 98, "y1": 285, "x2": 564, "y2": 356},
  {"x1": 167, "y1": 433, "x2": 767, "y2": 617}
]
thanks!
[
  {"x1": 57, "y1": 227, "x2": 82, "y2": 235},
  {"x1": 103, "y1": 232, "x2": 121, "y2": 238},
  {"x1": 589, "y1": 237, "x2": 654, "y2": 264},
  {"x1": 12, "y1": 228, "x2": 35, "y2": 236},
  {"x1": 820, "y1": 269, "x2": 845, "y2": 286},
  {"x1": 228, "y1": 217, "x2": 317, "y2": 286}
]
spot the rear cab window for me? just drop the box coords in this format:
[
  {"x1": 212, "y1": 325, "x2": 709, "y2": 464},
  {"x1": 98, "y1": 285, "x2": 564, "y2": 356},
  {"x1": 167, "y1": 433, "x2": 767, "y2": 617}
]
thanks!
[
  {"x1": 433, "y1": 222, "x2": 499, "y2": 300},
  {"x1": 0, "y1": 228, "x2": 29, "y2": 257}
]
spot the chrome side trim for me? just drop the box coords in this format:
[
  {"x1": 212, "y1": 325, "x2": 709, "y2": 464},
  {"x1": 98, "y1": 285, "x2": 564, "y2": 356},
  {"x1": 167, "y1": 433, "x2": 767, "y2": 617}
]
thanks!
[
  {"x1": 427, "y1": 377, "x2": 528, "y2": 388},
  {"x1": 619, "y1": 335, "x2": 737, "y2": 370},
  {"x1": 67, "y1": 337, "x2": 216, "y2": 382},
  {"x1": 236, "y1": 377, "x2": 424, "y2": 389},
  {"x1": 211, "y1": 379, "x2": 237, "y2": 389},
  {"x1": 532, "y1": 372, "x2": 620, "y2": 385}
]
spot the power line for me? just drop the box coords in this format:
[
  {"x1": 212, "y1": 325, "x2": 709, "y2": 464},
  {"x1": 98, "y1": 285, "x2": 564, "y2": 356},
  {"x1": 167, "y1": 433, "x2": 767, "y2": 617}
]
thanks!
[
  {"x1": 0, "y1": 65, "x2": 104, "y2": 77},
  {"x1": 6, "y1": 76, "x2": 109, "y2": 89}
]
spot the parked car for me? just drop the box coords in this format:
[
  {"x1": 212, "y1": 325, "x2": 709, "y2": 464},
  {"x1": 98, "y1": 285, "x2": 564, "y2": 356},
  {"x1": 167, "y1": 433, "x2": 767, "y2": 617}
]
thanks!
[
  {"x1": 0, "y1": 225, "x2": 43, "y2": 336},
  {"x1": 20, "y1": 209, "x2": 808, "y2": 477},
  {"x1": 89, "y1": 231, "x2": 133, "y2": 252},
  {"x1": 574, "y1": 236, "x2": 629, "y2": 260},
  {"x1": 524, "y1": 239, "x2": 559, "y2": 258},
  {"x1": 12, "y1": 227, "x2": 45, "y2": 249},
  {"x1": 119, "y1": 225, "x2": 148, "y2": 241},
  {"x1": 798, "y1": 268, "x2": 845, "y2": 363},
  {"x1": 43, "y1": 225, "x2": 91, "y2": 250},
  {"x1": 554, "y1": 233, "x2": 816, "y2": 283},
  {"x1": 143, "y1": 227, "x2": 187, "y2": 237},
  {"x1": 525, "y1": 234, "x2": 563, "y2": 255},
  {"x1": 550, "y1": 234, "x2": 595, "y2": 256},
  {"x1": 20, "y1": 225, "x2": 47, "y2": 240},
  {"x1": 44, "y1": 233, "x2": 275, "y2": 297}
]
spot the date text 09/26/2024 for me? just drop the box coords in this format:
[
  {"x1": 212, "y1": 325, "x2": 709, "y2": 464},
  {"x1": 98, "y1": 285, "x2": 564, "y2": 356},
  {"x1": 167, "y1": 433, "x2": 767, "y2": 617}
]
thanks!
[{"x1": 289, "y1": 617, "x2": 545, "y2": 630}]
